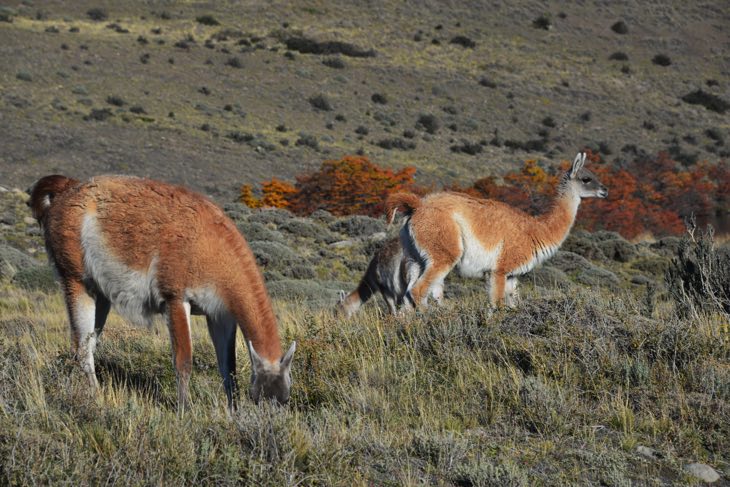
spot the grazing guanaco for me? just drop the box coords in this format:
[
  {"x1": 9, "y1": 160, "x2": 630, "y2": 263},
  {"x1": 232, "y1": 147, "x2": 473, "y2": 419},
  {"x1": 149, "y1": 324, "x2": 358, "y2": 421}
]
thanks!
[
  {"x1": 385, "y1": 153, "x2": 607, "y2": 307},
  {"x1": 337, "y1": 237, "x2": 422, "y2": 317},
  {"x1": 28, "y1": 175, "x2": 296, "y2": 409}
]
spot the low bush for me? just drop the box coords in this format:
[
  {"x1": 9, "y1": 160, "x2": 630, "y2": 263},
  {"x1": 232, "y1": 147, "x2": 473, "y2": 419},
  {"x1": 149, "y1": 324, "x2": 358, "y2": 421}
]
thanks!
[
  {"x1": 87, "y1": 8, "x2": 107, "y2": 21},
  {"x1": 681, "y1": 90, "x2": 729, "y2": 114},
  {"x1": 284, "y1": 36, "x2": 376, "y2": 57},
  {"x1": 195, "y1": 15, "x2": 219, "y2": 26},
  {"x1": 329, "y1": 215, "x2": 385, "y2": 237},
  {"x1": 666, "y1": 222, "x2": 730, "y2": 316}
]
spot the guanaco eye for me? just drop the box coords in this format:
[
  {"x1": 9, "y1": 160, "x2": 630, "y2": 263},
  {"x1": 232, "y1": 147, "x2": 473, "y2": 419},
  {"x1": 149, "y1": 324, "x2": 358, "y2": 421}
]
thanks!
[{"x1": 581, "y1": 177, "x2": 592, "y2": 183}]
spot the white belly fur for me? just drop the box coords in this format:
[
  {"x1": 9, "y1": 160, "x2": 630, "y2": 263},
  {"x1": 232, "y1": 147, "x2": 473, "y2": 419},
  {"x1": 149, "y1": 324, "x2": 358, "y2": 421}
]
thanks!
[
  {"x1": 81, "y1": 213, "x2": 162, "y2": 326},
  {"x1": 453, "y1": 213, "x2": 502, "y2": 278}
]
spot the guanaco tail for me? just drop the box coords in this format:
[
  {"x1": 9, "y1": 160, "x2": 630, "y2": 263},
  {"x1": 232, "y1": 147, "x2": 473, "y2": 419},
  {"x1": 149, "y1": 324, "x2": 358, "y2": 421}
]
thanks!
[
  {"x1": 28, "y1": 175, "x2": 296, "y2": 409},
  {"x1": 385, "y1": 153, "x2": 607, "y2": 307}
]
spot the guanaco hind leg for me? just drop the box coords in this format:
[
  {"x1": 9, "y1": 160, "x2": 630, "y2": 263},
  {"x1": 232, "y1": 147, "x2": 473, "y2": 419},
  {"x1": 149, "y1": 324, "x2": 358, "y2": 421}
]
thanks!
[
  {"x1": 205, "y1": 312, "x2": 239, "y2": 409},
  {"x1": 62, "y1": 279, "x2": 106, "y2": 388},
  {"x1": 410, "y1": 264, "x2": 452, "y2": 307},
  {"x1": 167, "y1": 300, "x2": 193, "y2": 409},
  {"x1": 505, "y1": 277, "x2": 520, "y2": 308}
]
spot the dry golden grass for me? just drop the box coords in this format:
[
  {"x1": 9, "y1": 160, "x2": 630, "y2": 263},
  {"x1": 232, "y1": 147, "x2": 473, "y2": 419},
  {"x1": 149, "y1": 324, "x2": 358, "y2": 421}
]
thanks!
[{"x1": 1, "y1": 282, "x2": 727, "y2": 485}]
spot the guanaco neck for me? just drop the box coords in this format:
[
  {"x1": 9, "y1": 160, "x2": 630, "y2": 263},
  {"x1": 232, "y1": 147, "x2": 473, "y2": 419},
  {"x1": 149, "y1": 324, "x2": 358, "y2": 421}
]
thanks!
[
  {"x1": 532, "y1": 175, "x2": 581, "y2": 248},
  {"x1": 355, "y1": 271, "x2": 377, "y2": 305},
  {"x1": 226, "y1": 249, "x2": 283, "y2": 363}
]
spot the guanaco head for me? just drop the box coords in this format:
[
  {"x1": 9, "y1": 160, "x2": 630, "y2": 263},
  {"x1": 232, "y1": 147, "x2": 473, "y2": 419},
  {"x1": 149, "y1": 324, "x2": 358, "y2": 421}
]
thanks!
[
  {"x1": 335, "y1": 289, "x2": 359, "y2": 318},
  {"x1": 567, "y1": 152, "x2": 608, "y2": 199},
  {"x1": 247, "y1": 340, "x2": 296, "y2": 405}
]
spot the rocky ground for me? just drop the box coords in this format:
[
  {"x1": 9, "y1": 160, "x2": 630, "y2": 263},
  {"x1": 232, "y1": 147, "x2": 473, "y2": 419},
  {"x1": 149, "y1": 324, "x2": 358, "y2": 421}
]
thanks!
[{"x1": 1, "y1": 1, "x2": 728, "y2": 202}]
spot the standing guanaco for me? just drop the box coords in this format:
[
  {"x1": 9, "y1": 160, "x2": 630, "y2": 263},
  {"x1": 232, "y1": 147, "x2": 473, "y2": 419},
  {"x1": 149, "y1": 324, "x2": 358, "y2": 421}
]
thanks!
[{"x1": 385, "y1": 153, "x2": 607, "y2": 307}]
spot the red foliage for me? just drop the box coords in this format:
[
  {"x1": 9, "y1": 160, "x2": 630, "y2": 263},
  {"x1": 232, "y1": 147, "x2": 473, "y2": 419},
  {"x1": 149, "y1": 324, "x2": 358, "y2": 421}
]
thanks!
[
  {"x1": 289, "y1": 155, "x2": 419, "y2": 216},
  {"x1": 241, "y1": 151, "x2": 729, "y2": 239}
]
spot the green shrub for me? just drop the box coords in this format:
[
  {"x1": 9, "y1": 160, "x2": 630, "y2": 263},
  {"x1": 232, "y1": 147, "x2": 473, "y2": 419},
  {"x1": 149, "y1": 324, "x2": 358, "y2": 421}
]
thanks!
[
  {"x1": 666, "y1": 224, "x2": 730, "y2": 316},
  {"x1": 236, "y1": 222, "x2": 286, "y2": 244},
  {"x1": 630, "y1": 256, "x2": 669, "y2": 276},
  {"x1": 279, "y1": 219, "x2": 334, "y2": 242},
  {"x1": 548, "y1": 251, "x2": 591, "y2": 274},
  {"x1": 249, "y1": 241, "x2": 299, "y2": 268},
  {"x1": 0, "y1": 245, "x2": 39, "y2": 281},
  {"x1": 526, "y1": 265, "x2": 571, "y2": 289},
  {"x1": 329, "y1": 215, "x2": 385, "y2": 237},
  {"x1": 562, "y1": 233, "x2": 607, "y2": 260},
  {"x1": 576, "y1": 266, "x2": 620, "y2": 289},
  {"x1": 596, "y1": 238, "x2": 637, "y2": 263},
  {"x1": 195, "y1": 15, "x2": 219, "y2": 26},
  {"x1": 12, "y1": 266, "x2": 57, "y2": 292}
]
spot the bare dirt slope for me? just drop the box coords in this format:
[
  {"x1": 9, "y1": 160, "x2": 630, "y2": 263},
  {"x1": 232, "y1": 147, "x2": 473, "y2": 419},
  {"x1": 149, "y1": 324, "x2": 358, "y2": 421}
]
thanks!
[{"x1": 1, "y1": 0, "x2": 728, "y2": 201}]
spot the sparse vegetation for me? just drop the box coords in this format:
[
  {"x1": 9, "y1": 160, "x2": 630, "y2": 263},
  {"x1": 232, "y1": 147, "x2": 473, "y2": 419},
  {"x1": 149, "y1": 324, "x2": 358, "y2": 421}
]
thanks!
[
  {"x1": 479, "y1": 77, "x2": 497, "y2": 88},
  {"x1": 376, "y1": 138, "x2": 416, "y2": 151},
  {"x1": 309, "y1": 94, "x2": 333, "y2": 111},
  {"x1": 225, "y1": 57, "x2": 243, "y2": 68},
  {"x1": 681, "y1": 90, "x2": 730, "y2": 114},
  {"x1": 83, "y1": 108, "x2": 113, "y2": 121},
  {"x1": 295, "y1": 133, "x2": 319, "y2": 150},
  {"x1": 371, "y1": 93, "x2": 387, "y2": 104},
  {"x1": 652, "y1": 54, "x2": 672, "y2": 66},
  {"x1": 322, "y1": 57, "x2": 346, "y2": 69},
  {"x1": 532, "y1": 14, "x2": 552, "y2": 30},
  {"x1": 195, "y1": 15, "x2": 220, "y2": 26},
  {"x1": 86, "y1": 8, "x2": 107, "y2": 21},
  {"x1": 450, "y1": 140, "x2": 483, "y2": 155},
  {"x1": 611, "y1": 20, "x2": 628, "y2": 34},
  {"x1": 449, "y1": 35, "x2": 476, "y2": 48},
  {"x1": 666, "y1": 220, "x2": 730, "y2": 316},
  {"x1": 106, "y1": 95, "x2": 125, "y2": 107},
  {"x1": 416, "y1": 113, "x2": 439, "y2": 134},
  {"x1": 284, "y1": 36, "x2": 376, "y2": 58}
]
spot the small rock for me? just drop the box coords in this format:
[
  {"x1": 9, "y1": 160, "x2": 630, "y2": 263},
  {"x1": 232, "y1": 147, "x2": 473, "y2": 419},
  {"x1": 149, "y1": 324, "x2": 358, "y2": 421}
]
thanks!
[
  {"x1": 635, "y1": 445, "x2": 659, "y2": 460},
  {"x1": 330, "y1": 239, "x2": 355, "y2": 249},
  {"x1": 24, "y1": 216, "x2": 36, "y2": 225},
  {"x1": 630, "y1": 275, "x2": 651, "y2": 285},
  {"x1": 0, "y1": 213, "x2": 16, "y2": 225},
  {"x1": 684, "y1": 463, "x2": 720, "y2": 483}
]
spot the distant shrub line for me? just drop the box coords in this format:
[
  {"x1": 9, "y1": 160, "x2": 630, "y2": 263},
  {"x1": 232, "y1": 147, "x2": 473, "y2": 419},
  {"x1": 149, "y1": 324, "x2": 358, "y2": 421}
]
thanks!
[{"x1": 240, "y1": 152, "x2": 729, "y2": 239}]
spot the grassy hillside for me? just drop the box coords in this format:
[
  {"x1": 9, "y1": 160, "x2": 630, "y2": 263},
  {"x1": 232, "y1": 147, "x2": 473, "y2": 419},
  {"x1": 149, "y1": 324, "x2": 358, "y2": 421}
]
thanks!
[
  {"x1": 1, "y1": 1, "x2": 728, "y2": 201},
  {"x1": 1, "y1": 189, "x2": 728, "y2": 485}
]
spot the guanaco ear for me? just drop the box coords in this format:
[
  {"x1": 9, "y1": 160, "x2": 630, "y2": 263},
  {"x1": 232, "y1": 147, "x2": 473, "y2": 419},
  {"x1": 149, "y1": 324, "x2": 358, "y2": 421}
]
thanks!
[
  {"x1": 247, "y1": 340, "x2": 265, "y2": 375},
  {"x1": 338, "y1": 290, "x2": 347, "y2": 303},
  {"x1": 280, "y1": 341, "x2": 296, "y2": 372},
  {"x1": 570, "y1": 152, "x2": 586, "y2": 179}
]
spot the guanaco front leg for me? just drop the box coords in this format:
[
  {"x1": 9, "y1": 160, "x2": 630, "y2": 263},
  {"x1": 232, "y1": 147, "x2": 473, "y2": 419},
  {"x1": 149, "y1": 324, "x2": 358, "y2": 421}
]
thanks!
[
  {"x1": 205, "y1": 312, "x2": 239, "y2": 410},
  {"x1": 489, "y1": 271, "x2": 507, "y2": 306},
  {"x1": 167, "y1": 299, "x2": 193, "y2": 410}
]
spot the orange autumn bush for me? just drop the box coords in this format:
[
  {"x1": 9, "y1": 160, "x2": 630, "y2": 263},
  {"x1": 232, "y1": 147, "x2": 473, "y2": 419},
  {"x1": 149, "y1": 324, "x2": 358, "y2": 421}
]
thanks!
[{"x1": 240, "y1": 155, "x2": 420, "y2": 217}]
